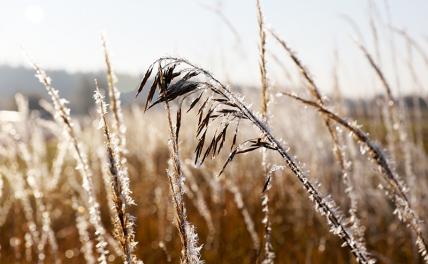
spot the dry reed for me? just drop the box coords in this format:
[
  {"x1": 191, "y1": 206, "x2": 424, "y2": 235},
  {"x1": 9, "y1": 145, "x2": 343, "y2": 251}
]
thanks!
[
  {"x1": 93, "y1": 80, "x2": 140, "y2": 264},
  {"x1": 256, "y1": 1, "x2": 275, "y2": 262}
]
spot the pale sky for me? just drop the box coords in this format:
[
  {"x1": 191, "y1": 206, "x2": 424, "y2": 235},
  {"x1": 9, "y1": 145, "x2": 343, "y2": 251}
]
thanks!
[{"x1": 1, "y1": 0, "x2": 427, "y2": 96}]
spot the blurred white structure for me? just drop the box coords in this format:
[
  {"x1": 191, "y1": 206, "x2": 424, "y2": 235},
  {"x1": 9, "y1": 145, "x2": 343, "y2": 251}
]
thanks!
[{"x1": 0, "y1": 111, "x2": 21, "y2": 122}]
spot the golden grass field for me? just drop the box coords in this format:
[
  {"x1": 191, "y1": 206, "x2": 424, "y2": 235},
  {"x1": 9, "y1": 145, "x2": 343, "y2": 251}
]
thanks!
[{"x1": 1, "y1": 1, "x2": 428, "y2": 264}]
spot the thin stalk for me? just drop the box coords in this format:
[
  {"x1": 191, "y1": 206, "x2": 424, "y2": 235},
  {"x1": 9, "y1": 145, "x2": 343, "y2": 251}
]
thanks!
[
  {"x1": 159, "y1": 65, "x2": 203, "y2": 264},
  {"x1": 94, "y1": 80, "x2": 139, "y2": 264},
  {"x1": 257, "y1": 0, "x2": 274, "y2": 262}
]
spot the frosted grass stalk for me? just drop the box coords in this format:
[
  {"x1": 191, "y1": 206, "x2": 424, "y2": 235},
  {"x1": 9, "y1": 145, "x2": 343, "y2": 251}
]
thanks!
[
  {"x1": 159, "y1": 67, "x2": 203, "y2": 263},
  {"x1": 94, "y1": 81, "x2": 140, "y2": 264},
  {"x1": 225, "y1": 178, "x2": 260, "y2": 252},
  {"x1": 47, "y1": 141, "x2": 68, "y2": 191},
  {"x1": 257, "y1": 1, "x2": 275, "y2": 261},
  {"x1": 31, "y1": 63, "x2": 109, "y2": 264},
  {"x1": 72, "y1": 196, "x2": 96, "y2": 264},
  {"x1": 182, "y1": 165, "x2": 215, "y2": 245},
  {"x1": 102, "y1": 36, "x2": 127, "y2": 157}
]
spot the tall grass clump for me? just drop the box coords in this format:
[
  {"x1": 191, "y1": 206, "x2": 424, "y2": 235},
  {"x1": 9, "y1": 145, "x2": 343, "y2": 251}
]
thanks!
[
  {"x1": 137, "y1": 57, "x2": 375, "y2": 264},
  {"x1": 7, "y1": 126, "x2": 60, "y2": 264},
  {"x1": 269, "y1": 29, "x2": 369, "y2": 251},
  {"x1": 281, "y1": 91, "x2": 428, "y2": 263},
  {"x1": 138, "y1": 64, "x2": 203, "y2": 264},
  {"x1": 31, "y1": 62, "x2": 109, "y2": 264}
]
